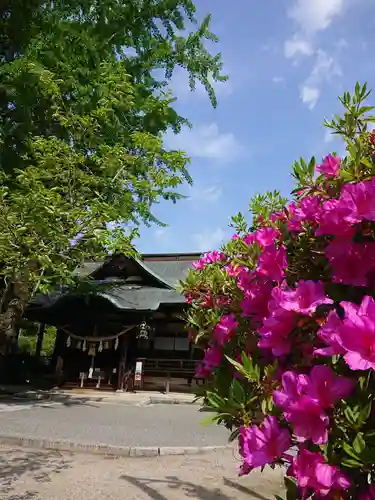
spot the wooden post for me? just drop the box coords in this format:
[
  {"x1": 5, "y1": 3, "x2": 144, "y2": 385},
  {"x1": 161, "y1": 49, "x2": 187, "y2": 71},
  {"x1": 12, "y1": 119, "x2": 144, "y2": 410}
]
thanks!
[
  {"x1": 35, "y1": 323, "x2": 46, "y2": 360},
  {"x1": 165, "y1": 374, "x2": 170, "y2": 395},
  {"x1": 51, "y1": 329, "x2": 64, "y2": 370},
  {"x1": 117, "y1": 335, "x2": 128, "y2": 391}
]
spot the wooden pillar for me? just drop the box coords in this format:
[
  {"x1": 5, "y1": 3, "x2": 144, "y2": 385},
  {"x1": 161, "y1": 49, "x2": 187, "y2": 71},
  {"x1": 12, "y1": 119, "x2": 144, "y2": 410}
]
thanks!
[
  {"x1": 117, "y1": 335, "x2": 128, "y2": 391},
  {"x1": 51, "y1": 328, "x2": 63, "y2": 369},
  {"x1": 35, "y1": 323, "x2": 45, "y2": 359}
]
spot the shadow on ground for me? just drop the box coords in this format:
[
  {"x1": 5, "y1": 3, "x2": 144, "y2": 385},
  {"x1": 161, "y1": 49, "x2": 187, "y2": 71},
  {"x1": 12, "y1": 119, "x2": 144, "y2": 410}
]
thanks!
[
  {"x1": 120, "y1": 474, "x2": 271, "y2": 500},
  {"x1": 0, "y1": 392, "x2": 100, "y2": 408},
  {"x1": 0, "y1": 447, "x2": 72, "y2": 499}
]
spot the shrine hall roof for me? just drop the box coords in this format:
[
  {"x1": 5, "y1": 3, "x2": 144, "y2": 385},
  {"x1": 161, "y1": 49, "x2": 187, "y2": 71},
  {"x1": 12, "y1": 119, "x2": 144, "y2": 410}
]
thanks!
[{"x1": 27, "y1": 252, "x2": 202, "y2": 319}]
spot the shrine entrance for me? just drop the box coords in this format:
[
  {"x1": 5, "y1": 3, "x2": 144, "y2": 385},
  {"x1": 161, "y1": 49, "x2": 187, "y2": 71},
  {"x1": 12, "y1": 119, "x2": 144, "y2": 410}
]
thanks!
[{"x1": 58, "y1": 325, "x2": 135, "y2": 391}]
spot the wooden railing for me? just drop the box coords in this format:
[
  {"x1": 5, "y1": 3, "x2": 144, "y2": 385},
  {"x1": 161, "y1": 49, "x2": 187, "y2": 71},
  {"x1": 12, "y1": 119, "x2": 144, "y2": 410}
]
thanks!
[
  {"x1": 142, "y1": 358, "x2": 200, "y2": 393},
  {"x1": 143, "y1": 358, "x2": 198, "y2": 376}
]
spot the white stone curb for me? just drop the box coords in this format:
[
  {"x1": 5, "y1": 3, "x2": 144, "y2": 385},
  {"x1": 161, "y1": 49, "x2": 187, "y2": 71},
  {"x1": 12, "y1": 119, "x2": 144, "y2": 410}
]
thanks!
[{"x1": 0, "y1": 435, "x2": 231, "y2": 457}]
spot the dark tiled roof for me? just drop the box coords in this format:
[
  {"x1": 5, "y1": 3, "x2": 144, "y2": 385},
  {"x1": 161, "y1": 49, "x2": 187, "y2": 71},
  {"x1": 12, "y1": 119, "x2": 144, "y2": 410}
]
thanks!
[
  {"x1": 140, "y1": 260, "x2": 194, "y2": 287},
  {"x1": 27, "y1": 253, "x2": 199, "y2": 318}
]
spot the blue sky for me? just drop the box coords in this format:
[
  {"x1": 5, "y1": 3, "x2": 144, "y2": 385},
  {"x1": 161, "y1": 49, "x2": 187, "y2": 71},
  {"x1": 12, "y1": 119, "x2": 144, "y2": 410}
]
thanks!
[{"x1": 137, "y1": 0, "x2": 375, "y2": 255}]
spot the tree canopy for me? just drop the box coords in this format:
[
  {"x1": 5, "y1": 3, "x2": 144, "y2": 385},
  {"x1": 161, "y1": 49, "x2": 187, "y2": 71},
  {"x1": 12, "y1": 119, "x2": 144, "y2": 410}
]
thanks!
[{"x1": 0, "y1": 0, "x2": 226, "y2": 349}]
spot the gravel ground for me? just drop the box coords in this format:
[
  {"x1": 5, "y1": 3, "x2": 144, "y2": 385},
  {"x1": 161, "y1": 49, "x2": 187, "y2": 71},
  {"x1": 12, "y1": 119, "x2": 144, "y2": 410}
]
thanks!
[
  {"x1": 0, "y1": 401, "x2": 229, "y2": 448},
  {"x1": 0, "y1": 445, "x2": 285, "y2": 500}
]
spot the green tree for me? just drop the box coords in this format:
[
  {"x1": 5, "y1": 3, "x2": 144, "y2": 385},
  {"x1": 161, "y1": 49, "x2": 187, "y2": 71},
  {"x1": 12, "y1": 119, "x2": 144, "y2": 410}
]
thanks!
[{"x1": 0, "y1": 0, "x2": 226, "y2": 351}]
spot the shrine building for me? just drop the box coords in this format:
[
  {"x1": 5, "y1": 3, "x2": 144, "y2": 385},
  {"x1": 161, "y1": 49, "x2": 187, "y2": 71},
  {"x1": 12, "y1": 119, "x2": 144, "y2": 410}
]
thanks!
[{"x1": 26, "y1": 252, "x2": 202, "y2": 392}]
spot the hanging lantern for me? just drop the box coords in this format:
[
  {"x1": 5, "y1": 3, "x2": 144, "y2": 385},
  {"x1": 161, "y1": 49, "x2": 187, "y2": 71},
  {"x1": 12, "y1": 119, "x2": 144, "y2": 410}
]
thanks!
[
  {"x1": 77, "y1": 341, "x2": 82, "y2": 350},
  {"x1": 66, "y1": 336, "x2": 71, "y2": 347},
  {"x1": 98, "y1": 340, "x2": 103, "y2": 352},
  {"x1": 82, "y1": 339, "x2": 87, "y2": 351},
  {"x1": 114, "y1": 337, "x2": 119, "y2": 350}
]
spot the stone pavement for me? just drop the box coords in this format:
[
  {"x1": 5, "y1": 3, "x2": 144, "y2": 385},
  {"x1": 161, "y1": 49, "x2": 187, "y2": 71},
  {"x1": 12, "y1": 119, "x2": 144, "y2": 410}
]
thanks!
[
  {"x1": 0, "y1": 385, "x2": 199, "y2": 406},
  {"x1": 0, "y1": 445, "x2": 285, "y2": 500},
  {"x1": 0, "y1": 400, "x2": 229, "y2": 450}
]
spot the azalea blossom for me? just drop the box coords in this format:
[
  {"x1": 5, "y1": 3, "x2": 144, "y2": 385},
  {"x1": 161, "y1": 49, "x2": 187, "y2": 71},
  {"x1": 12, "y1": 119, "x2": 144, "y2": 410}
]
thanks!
[
  {"x1": 302, "y1": 365, "x2": 354, "y2": 408},
  {"x1": 315, "y1": 199, "x2": 355, "y2": 238},
  {"x1": 284, "y1": 395, "x2": 329, "y2": 444},
  {"x1": 338, "y1": 296, "x2": 375, "y2": 371},
  {"x1": 257, "y1": 244, "x2": 288, "y2": 282},
  {"x1": 195, "y1": 344, "x2": 222, "y2": 378},
  {"x1": 316, "y1": 154, "x2": 341, "y2": 178},
  {"x1": 239, "y1": 416, "x2": 291, "y2": 474},
  {"x1": 338, "y1": 178, "x2": 375, "y2": 223},
  {"x1": 290, "y1": 195, "x2": 322, "y2": 225},
  {"x1": 192, "y1": 250, "x2": 226, "y2": 270},
  {"x1": 273, "y1": 370, "x2": 307, "y2": 411},
  {"x1": 213, "y1": 313, "x2": 238, "y2": 346},
  {"x1": 258, "y1": 308, "x2": 296, "y2": 356},
  {"x1": 325, "y1": 240, "x2": 375, "y2": 287},
  {"x1": 315, "y1": 310, "x2": 346, "y2": 357},
  {"x1": 290, "y1": 449, "x2": 351, "y2": 497},
  {"x1": 274, "y1": 280, "x2": 333, "y2": 316}
]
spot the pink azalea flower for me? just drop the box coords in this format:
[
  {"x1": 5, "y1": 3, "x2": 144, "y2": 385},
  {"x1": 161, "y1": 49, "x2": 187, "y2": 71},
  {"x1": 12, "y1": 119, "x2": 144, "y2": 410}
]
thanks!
[
  {"x1": 213, "y1": 313, "x2": 238, "y2": 346},
  {"x1": 236, "y1": 267, "x2": 254, "y2": 292},
  {"x1": 257, "y1": 245, "x2": 288, "y2": 282},
  {"x1": 253, "y1": 227, "x2": 281, "y2": 248},
  {"x1": 270, "y1": 210, "x2": 288, "y2": 223},
  {"x1": 239, "y1": 416, "x2": 291, "y2": 474},
  {"x1": 316, "y1": 154, "x2": 341, "y2": 178},
  {"x1": 302, "y1": 365, "x2": 354, "y2": 408},
  {"x1": 284, "y1": 395, "x2": 329, "y2": 444},
  {"x1": 226, "y1": 263, "x2": 247, "y2": 278},
  {"x1": 315, "y1": 199, "x2": 355, "y2": 238},
  {"x1": 290, "y1": 449, "x2": 351, "y2": 497},
  {"x1": 338, "y1": 178, "x2": 375, "y2": 223},
  {"x1": 359, "y1": 485, "x2": 375, "y2": 500},
  {"x1": 273, "y1": 371, "x2": 307, "y2": 411},
  {"x1": 290, "y1": 196, "x2": 323, "y2": 225},
  {"x1": 240, "y1": 275, "x2": 273, "y2": 322},
  {"x1": 258, "y1": 308, "x2": 296, "y2": 356},
  {"x1": 192, "y1": 250, "x2": 226, "y2": 270},
  {"x1": 287, "y1": 201, "x2": 303, "y2": 232},
  {"x1": 196, "y1": 344, "x2": 223, "y2": 378},
  {"x1": 315, "y1": 310, "x2": 346, "y2": 357},
  {"x1": 338, "y1": 296, "x2": 375, "y2": 371},
  {"x1": 325, "y1": 240, "x2": 375, "y2": 287},
  {"x1": 275, "y1": 280, "x2": 333, "y2": 316}
]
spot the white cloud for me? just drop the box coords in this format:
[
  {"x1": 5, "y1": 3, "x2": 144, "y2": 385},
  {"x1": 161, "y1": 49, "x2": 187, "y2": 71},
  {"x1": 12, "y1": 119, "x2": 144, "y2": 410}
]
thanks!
[
  {"x1": 300, "y1": 86, "x2": 320, "y2": 109},
  {"x1": 300, "y1": 50, "x2": 342, "y2": 109},
  {"x1": 272, "y1": 76, "x2": 286, "y2": 85},
  {"x1": 188, "y1": 185, "x2": 223, "y2": 204},
  {"x1": 193, "y1": 228, "x2": 226, "y2": 252},
  {"x1": 284, "y1": 2, "x2": 345, "y2": 108},
  {"x1": 284, "y1": 38, "x2": 314, "y2": 58},
  {"x1": 288, "y1": 0, "x2": 345, "y2": 34},
  {"x1": 164, "y1": 123, "x2": 243, "y2": 164},
  {"x1": 310, "y1": 50, "x2": 342, "y2": 81}
]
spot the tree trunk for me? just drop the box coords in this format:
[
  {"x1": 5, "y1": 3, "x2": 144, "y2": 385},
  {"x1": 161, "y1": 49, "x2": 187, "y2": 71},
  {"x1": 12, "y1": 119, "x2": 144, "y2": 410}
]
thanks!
[{"x1": 0, "y1": 276, "x2": 31, "y2": 355}]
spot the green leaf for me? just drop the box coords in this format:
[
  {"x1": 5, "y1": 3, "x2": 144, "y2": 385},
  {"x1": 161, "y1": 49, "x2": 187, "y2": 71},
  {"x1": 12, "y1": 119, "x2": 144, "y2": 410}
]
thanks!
[
  {"x1": 200, "y1": 414, "x2": 219, "y2": 426},
  {"x1": 206, "y1": 391, "x2": 226, "y2": 410},
  {"x1": 353, "y1": 433, "x2": 366, "y2": 454},
  {"x1": 284, "y1": 477, "x2": 298, "y2": 500},
  {"x1": 342, "y1": 442, "x2": 363, "y2": 462},
  {"x1": 228, "y1": 427, "x2": 240, "y2": 442},
  {"x1": 230, "y1": 379, "x2": 246, "y2": 405}
]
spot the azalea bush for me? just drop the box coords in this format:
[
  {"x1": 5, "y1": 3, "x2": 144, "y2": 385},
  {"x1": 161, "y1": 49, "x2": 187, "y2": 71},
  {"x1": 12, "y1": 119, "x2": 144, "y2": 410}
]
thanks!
[{"x1": 181, "y1": 83, "x2": 375, "y2": 499}]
